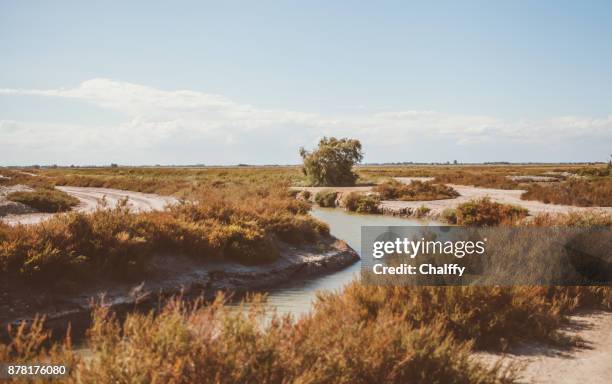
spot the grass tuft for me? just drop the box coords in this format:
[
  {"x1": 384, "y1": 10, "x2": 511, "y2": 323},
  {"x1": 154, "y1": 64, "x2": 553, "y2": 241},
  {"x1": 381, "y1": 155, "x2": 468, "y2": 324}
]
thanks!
[
  {"x1": 314, "y1": 190, "x2": 338, "y2": 207},
  {"x1": 6, "y1": 188, "x2": 80, "y2": 213}
]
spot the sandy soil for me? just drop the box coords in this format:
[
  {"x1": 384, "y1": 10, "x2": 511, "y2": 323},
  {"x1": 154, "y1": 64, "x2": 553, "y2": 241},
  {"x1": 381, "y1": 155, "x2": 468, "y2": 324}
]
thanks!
[
  {"x1": 1, "y1": 186, "x2": 178, "y2": 225},
  {"x1": 478, "y1": 311, "x2": 612, "y2": 384}
]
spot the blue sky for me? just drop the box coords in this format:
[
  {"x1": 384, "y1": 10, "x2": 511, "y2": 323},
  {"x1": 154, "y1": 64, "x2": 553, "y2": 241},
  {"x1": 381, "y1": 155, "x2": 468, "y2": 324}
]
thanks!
[{"x1": 1, "y1": 1, "x2": 611, "y2": 165}]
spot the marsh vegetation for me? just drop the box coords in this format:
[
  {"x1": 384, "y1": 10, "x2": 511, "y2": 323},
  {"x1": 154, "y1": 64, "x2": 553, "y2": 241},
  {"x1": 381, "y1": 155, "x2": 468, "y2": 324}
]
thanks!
[
  {"x1": 0, "y1": 182, "x2": 328, "y2": 286},
  {"x1": 1, "y1": 163, "x2": 611, "y2": 383}
]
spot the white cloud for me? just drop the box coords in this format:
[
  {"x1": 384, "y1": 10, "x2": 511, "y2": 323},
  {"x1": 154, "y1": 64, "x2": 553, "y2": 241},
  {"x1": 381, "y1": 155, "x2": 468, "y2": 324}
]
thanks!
[{"x1": 1, "y1": 78, "x2": 611, "y2": 164}]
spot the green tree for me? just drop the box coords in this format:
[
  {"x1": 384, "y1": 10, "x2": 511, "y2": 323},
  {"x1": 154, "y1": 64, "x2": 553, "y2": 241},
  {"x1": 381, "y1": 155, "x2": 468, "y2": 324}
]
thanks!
[{"x1": 299, "y1": 137, "x2": 363, "y2": 186}]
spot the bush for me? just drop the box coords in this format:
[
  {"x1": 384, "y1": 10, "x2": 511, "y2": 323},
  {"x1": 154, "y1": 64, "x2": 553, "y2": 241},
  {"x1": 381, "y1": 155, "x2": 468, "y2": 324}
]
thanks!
[
  {"x1": 576, "y1": 165, "x2": 611, "y2": 177},
  {"x1": 300, "y1": 137, "x2": 363, "y2": 186},
  {"x1": 414, "y1": 205, "x2": 430, "y2": 218},
  {"x1": 314, "y1": 190, "x2": 338, "y2": 207},
  {"x1": 295, "y1": 190, "x2": 311, "y2": 201},
  {"x1": 342, "y1": 192, "x2": 380, "y2": 213},
  {"x1": 374, "y1": 179, "x2": 459, "y2": 201},
  {"x1": 442, "y1": 208, "x2": 458, "y2": 224},
  {"x1": 1, "y1": 295, "x2": 517, "y2": 384},
  {"x1": 521, "y1": 179, "x2": 612, "y2": 207},
  {"x1": 454, "y1": 198, "x2": 528, "y2": 226},
  {"x1": 6, "y1": 188, "x2": 80, "y2": 212}
]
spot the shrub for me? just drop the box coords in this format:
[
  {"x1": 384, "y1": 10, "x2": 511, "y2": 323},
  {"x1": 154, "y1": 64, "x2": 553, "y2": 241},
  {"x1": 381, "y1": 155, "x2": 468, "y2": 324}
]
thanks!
[
  {"x1": 314, "y1": 190, "x2": 338, "y2": 207},
  {"x1": 6, "y1": 188, "x2": 80, "y2": 212},
  {"x1": 342, "y1": 192, "x2": 380, "y2": 213},
  {"x1": 374, "y1": 179, "x2": 459, "y2": 201},
  {"x1": 521, "y1": 179, "x2": 612, "y2": 207},
  {"x1": 454, "y1": 198, "x2": 528, "y2": 226},
  {"x1": 300, "y1": 137, "x2": 363, "y2": 186},
  {"x1": 316, "y1": 283, "x2": 601, "y2": 351},
  {"x1": 576, "y1": 165, "x2": 611, "y2": 177},
  {"x1": 414, "y1": 205, "x2": 430, "y2": 218},
  {"x1": 529, "y1": 211, "x2": 612, "y2": 227},
  {"x1": 1, "y1": 295, "x2": 517, "y2": 384},
  {"x1": 295, "y1": 190, "x2": 311, "y2": 201}
]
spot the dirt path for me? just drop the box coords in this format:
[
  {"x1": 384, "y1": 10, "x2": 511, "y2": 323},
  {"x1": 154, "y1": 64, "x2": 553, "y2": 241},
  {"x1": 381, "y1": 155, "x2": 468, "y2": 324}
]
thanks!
[
  {"x1": 478, "y1": 311, "x2": 612, "y2": 384},
  {"x1": 1, "y1": 186, "x2": 178, "y2": 225},
  {"x1": 57, "y1": 186, "x2": 177, "y2": 213}
]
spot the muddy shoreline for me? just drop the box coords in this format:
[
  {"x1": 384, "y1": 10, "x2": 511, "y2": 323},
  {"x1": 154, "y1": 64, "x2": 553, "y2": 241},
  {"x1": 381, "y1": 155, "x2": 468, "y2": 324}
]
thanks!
[{"x1": 1, "y1": 236, "x2": 359, "y2": 342}]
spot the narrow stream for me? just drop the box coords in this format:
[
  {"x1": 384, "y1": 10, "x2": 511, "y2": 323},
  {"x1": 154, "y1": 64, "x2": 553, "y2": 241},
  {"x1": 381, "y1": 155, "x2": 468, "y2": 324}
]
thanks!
[{"x1": 258, "y1": 207, "x2": 438, "y2": 317}]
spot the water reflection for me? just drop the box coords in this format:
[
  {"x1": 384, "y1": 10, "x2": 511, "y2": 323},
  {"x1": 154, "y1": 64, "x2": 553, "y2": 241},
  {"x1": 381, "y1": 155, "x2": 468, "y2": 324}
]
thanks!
[{"x1": 256, "y1": 207, "x2": 436, "y2": 317}]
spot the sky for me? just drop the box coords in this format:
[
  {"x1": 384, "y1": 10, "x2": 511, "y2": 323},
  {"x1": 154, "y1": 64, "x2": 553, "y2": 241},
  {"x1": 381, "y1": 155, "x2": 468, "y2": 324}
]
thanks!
[{"x1": 1, "y1": 0, "x2": 611, "y2": 165}]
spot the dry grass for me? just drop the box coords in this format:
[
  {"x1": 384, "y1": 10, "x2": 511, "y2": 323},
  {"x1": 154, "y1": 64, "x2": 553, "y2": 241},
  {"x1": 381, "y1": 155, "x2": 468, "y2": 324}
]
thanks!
[
  {"x1": 6, "y1": 188, "x2": 80, "y2": 213},
  {"x1": 529, "y1": 211, "x2": 612, "y2": 227},
  {"x1": 356, "y1": 164, "x2": 600, "y2": 183},
  {"x1": 521, "y1": 179, "x2": 612, "y2": 207},
  {"x1": 374, "y1": 179, "x2": 459, "y2": 200},
  {"x1": 433, "y1": 172, "x2": 519, "y2": 189},
  {"x1": 2, "y1": 167, "x2": 305, "y2": 198}
]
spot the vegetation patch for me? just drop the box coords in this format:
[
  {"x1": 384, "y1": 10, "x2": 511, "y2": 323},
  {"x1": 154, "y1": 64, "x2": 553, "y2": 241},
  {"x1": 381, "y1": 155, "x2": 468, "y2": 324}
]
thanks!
[
  {"x1": 314, "y1": 189, "x2": 338, "y2": 207},
  {"x1": 434, "y1": 172, "x2": 519, "y2": 189},
  {"x1": 521, "y1": 179, "x2": 612, "y2": 207},
  {"x1": 374, "y1": 179, "x2": 459, "y2": 201},
  {"x1": 6, "y1": 188, "x2": 80, "y2": 213},
  {"x1": 414, "y1": 205, "x2": 431, "y2": 218},
  {"x1": 576, "y1": 163, "x2": 611, "y2": 177},
  {"x1": 342, "y1": 192, "x2": 380, "y2": 213},
  {"x1": 450, "y1": 198, "x2": 528, "y2": 226}
]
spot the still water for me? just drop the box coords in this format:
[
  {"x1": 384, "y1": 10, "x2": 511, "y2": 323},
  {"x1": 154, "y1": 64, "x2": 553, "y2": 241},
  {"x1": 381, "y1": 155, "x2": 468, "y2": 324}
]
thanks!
[{"x1": 258, "y1": 207, "x2": 437, "y2": 317}]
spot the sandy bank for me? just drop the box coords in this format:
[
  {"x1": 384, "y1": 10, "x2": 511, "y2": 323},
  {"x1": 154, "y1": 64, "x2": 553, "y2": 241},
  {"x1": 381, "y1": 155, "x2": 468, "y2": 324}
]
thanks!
[{"x1": 478, "y1": 311, "x2": 612, "y2": 384}]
